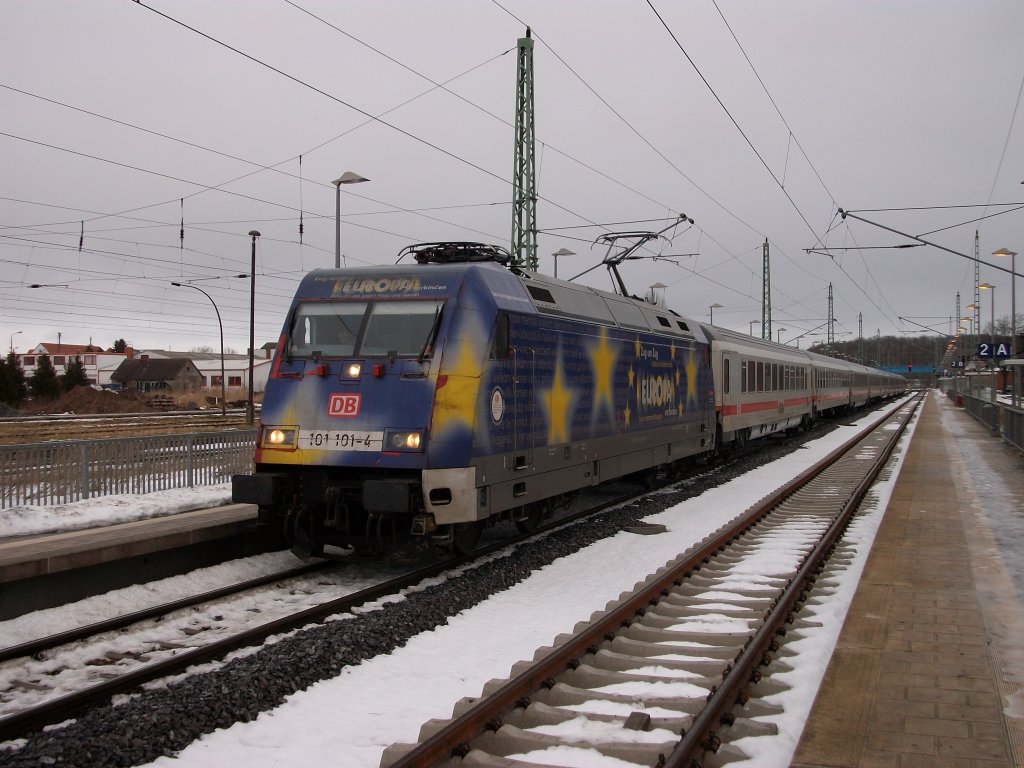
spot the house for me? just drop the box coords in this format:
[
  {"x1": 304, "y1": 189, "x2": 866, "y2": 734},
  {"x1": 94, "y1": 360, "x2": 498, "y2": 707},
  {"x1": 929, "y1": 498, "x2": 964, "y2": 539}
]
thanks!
[
  {"x1": 17, "y1": 340, "x2": 276, "y2": 393},
  {"x1": 110, "y1": 356, "x2": 205, "y2": 393},
  {"x1": 136, "y1": 349, "x2": 273, "y2": 392},
  {"x1": 17, "y1": 343, "x2": 131, "y2": 387}
]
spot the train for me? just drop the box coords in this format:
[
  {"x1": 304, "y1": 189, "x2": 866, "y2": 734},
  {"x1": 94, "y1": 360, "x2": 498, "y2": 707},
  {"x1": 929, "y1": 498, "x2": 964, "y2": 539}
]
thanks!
[{"x1": 231, "y1": 241, "x2": 905, "y2": 557}]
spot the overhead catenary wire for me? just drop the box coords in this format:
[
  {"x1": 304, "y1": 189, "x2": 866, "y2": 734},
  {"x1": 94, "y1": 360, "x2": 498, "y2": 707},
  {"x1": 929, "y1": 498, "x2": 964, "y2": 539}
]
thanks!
[
  {"x1": 488, "y1": 0, "x2": 770, "y2": 241},
  {"x1": 131, "y1": 0, "x2": 603, "y2": 231},
  {"x1": 489, "y1": 0, "x2": 878, "y2": 334},
  {"x1": 710, "y1": 0, "x2": 840, "y2": 209},
  {"x1": 0, "y1": 71, "x2": 511, "y2": 241},
  {"x1": 645, "y1": 0, "x2": 829, "y2": 252},
  {"x1": 8, "y1": 3, "x2": 778, "y2": 327}
]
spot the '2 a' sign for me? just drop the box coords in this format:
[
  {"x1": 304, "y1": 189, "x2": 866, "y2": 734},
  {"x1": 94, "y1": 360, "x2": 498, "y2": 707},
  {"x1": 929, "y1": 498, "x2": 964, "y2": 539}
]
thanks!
[{"x1": 978, "y1": 342, "x2": 1012, "y2": 359}]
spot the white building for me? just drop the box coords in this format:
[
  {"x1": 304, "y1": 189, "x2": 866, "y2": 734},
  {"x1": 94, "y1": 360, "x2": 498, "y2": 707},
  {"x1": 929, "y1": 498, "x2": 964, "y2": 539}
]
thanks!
[
  {"x1": 135, "y1": 348, "x2": 273, "y2": 393},
  {"x1": 17, "y1": 343, "x2": 130, "y2": 387},
  {"x1": 17, "y1": 342, "x2": 276, "y2": 393}
]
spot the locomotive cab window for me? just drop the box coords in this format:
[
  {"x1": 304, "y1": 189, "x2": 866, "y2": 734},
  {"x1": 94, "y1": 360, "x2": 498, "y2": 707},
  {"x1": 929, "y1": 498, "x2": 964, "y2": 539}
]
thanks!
[
  {"x1": 290, "y1": 301, "x2": 366, "y2": 357},
  {"x1": 288, "y1": 299, "x2": 444, "y2": 358},
  {"x1": 361, "y1": 300, "x2": 444, "y2": 357}
]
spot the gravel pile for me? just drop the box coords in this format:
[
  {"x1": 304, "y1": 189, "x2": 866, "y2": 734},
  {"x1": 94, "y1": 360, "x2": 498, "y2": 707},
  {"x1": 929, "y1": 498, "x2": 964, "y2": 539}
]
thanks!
[{"x1": 0, "y1": 426, "x2": 831, "y2": 768}]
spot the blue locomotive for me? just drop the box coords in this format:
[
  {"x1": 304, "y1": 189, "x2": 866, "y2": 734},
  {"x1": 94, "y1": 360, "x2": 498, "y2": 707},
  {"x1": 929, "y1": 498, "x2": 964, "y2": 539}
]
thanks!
[{"x1": 232, "y1": 242, "x2": 717, "y2": 556}]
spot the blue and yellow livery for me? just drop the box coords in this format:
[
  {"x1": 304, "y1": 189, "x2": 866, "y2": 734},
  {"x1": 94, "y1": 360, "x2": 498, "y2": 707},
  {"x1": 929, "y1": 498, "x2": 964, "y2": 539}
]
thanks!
[{"x1": 233, "y1": 242, "x2": 716, "y2": 555}]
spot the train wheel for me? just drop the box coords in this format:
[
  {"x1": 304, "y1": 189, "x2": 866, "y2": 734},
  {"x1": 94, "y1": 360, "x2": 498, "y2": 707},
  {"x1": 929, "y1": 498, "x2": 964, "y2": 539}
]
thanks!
[
  {"x1": 513, "y1": 505, "x2": 544, "y2": 534},
  {"x1": 634, "y1": 467, "x2": 658, "y2": 489},
  {"x1": 451, "y1": 521, "x2": 483, "y2": 555},
  {"x1": 667, "y1": 458, "x2": 689, "y2": 480},
  {"x1": 288, "y1": 508, "x2": 313, "y2": 560}
]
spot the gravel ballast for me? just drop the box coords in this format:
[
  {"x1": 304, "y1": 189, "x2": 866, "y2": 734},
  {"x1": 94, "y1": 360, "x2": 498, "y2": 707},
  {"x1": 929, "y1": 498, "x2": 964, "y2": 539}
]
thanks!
[{"x1": 0, "y1": 426, "x2": 832, "y2": 768}]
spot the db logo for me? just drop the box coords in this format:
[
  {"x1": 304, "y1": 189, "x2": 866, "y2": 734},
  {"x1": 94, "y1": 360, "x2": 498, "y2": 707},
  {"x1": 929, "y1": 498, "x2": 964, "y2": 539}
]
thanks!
[{"x1": 327, "y1": 393, "x2": 361, "y2": 417}]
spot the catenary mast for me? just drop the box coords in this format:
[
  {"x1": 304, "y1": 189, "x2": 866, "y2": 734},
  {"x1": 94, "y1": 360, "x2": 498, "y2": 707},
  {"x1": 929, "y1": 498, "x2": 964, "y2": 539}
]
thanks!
[
  {"x1": 761, "y1": 239, "x2": 771, "y2": 340},
  {"x1": 511, "y1": 29, "x2": 537, "y2": 270}
]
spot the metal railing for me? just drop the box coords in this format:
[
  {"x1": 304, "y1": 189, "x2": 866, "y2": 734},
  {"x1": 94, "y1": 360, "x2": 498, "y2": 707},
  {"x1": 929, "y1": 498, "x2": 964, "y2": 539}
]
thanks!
[
  {"x1": 1004, "y1": 407, "x2": 1024, "y2": 453},
  {"x1": 939, "y1": 377, "x2": 1024, "y2": 453},
  {"x1": 1, "y1": 429, "x2": 257, "y2": 509},
  {"x1": 960, "y1": 392, "x2": 999, "y2": 433}
]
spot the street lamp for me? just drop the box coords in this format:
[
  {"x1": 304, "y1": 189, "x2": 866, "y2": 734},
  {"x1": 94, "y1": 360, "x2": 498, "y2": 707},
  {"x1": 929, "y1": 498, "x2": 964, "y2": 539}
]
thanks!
[
  {"x1": 171, "y1": 283, "x2": 226, "y2": 416},
  {"x1": 9, "y1": 330, "x2": 22, "y2": 356},
  {"x1": 749, "y1": 319, "x2": 760, "y2": 336},
  {"x1": 980, "y1": 283, "x2": 997, "y2": 406},
  {"x1": 551, "y1": 248, "x2": 575, "y2": 278},
  {"x1": 776, "y1": 328, "x2": 787, "y2": 343},
  {"x1": 247, "y1": 230, "x2": 261, "y2": 426},
  {"x1": 709, "y1": 303, "x2": 723, "y2": 324},
  {"x1": 332, "y1": 171, "x2": 369, "y2": 269},
  {"x1": 993, "y1": 248, "x2": 1017, "y2": 358}
]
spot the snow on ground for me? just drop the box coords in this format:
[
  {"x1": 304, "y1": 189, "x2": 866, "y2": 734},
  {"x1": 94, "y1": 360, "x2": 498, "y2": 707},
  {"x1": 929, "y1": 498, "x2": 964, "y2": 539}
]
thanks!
[
  {"x1": 107, "y1": 397, "x2": 915, "y2": 768},
  {"x1": 14, "y1": 393, "x2": 1017, "y2": 767},
  {"x1": 0, "y1": 485, "x2": 232, "y2": 538}
]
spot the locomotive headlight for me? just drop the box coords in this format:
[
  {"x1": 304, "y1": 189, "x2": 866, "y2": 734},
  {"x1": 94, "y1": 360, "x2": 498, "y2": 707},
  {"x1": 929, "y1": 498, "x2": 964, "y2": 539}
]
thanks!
[
  {"x1": 343, "y1": 362, "x2": 362, "y2": 379},
  {"x1": 386, "y1": 430, "x2": 424, "y2": 451},
  {"x1": 262, "y1": 426, "x2": 297, "y2": 449}
]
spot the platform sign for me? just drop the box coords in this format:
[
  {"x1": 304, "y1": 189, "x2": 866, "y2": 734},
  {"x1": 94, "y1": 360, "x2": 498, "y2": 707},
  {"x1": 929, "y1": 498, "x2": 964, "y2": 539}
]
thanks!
[{"x1": 978, "y1": 342, "x2": 1012, "y2": 359}]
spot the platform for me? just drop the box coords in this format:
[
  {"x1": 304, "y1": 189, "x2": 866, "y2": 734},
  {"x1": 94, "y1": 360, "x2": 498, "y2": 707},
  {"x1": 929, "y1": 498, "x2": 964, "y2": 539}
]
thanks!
[
  {"x1": 0, "y1": 504, "x2": 265, "y2": 619},
  {"x1": 793, "y1": 390, "x2": 1024, "y2": 767}
]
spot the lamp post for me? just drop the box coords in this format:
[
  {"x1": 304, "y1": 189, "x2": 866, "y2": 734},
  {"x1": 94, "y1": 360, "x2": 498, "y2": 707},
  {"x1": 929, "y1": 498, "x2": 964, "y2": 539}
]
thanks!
[
  {"x1": 9, "y1": 330, "x2": 22, "y2": 355},
  {"x1": 709, "y1": 303, "x2": 723, "y2": 325},
  {"x1": 993, "y1": 248, "x2": 1018, "y2": 406},
  {"x1": 332, "y1": 171, "x2": 369, "y2": 269},
  {"x1": 749, "y1": 319, "x2": 760, "y2": 337},
  {"x1": 959, "y1": 316, "x2": 972, "y2": 367},
  {"x1": 980, "y1": 283, "x2": 997, "y2": 407},
  {"x1": 776, "y1": 328, "x2": 787, "y2": 343},
  {"x1": 171, "y1": 283, "x2": 226, "y2": 416},
  {"x1": 967, "y1": 303, "x2": 980, "y2": 395},
  {"x1": 993, "y1": 249, "x2": 1016, "y2": 350},
  {"x1": 551, "y1": 248, "x2": 575, "y2": 278},
  {"x1": 247, "y1": 230, "x2": 260, "y2": 426}
]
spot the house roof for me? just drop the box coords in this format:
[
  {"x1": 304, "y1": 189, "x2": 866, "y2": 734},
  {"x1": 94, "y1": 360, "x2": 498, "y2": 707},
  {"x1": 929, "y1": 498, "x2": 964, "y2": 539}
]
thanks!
[
  {"x1": 136, "y1": 349, "x2": 270, "y2": 362},
  {"x1": 31, "y1": 343, "x2": 115, "y2": 355},
  {"x1": 189, "y1": 358, "x2": 273, "y2": 373},
  {"x1": 111, "y1": 358, "x2": 202, "y2": 382}
]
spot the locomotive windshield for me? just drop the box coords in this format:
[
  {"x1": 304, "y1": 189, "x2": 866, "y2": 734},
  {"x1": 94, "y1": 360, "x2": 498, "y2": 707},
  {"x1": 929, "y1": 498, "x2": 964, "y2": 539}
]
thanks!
[{"x1": 288, "y1": 299, "x2": 444, "y2": 358}]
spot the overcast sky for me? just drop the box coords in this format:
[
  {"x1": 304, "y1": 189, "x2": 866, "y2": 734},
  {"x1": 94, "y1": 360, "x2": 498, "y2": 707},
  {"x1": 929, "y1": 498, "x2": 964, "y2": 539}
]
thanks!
[{"x1": 2, "y1": 1, "x2": 1022, "y2": 357}]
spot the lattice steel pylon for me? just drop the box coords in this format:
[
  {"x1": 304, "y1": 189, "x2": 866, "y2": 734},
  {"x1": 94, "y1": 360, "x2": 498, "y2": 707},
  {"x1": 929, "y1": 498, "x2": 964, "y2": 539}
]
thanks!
[
  {"x1": 827, "y1": 283, "x2": 835, "y2": 351},
  {"x1": 973, "y1": 231, "x2": 980, "y2": 364},
  {"x1": 511, "y1": 29, "x2": 537, "y2": 270},
  {"x1": 761, "y1": 238, "x2": 771, "y2": 340},
  {"x1": 859, "y1": 312, "x2": 864, "y2": 364}
]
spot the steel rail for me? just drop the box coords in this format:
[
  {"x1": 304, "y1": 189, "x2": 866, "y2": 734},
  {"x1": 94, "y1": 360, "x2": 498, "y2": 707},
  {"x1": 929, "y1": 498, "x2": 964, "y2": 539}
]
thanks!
[
  {"x1": 666, "y1": 392, "x2": 922, "y2": 766},
  {"x1": 384, "y1": 395, "x2": 921, "y2": 768},
  {"x1": 0, "y1": 560, "x2": 335, "y2": 664},
  {"x1": 0, "y1": 480, "x2": 648, "y2": 742}
]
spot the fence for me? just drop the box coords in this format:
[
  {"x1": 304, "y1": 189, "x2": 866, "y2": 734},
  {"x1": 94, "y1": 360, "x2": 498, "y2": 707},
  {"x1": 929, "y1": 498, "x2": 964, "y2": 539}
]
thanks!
[
  {"x1": 939, "y1": 377, "x2": 1024, "y2": 454},
  {"x1": 1005, "y1": 408, "x2": 1024, "y2": 454},
  {"x1": 0, "y1": 429, "x2": 257, "y2": 509}
]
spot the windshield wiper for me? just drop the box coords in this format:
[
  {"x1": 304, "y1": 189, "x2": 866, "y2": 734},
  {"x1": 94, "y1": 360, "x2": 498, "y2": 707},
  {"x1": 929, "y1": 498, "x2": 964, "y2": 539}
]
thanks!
[{"x1": 418, "y1": 305, "x2": 444, "y2": 363}]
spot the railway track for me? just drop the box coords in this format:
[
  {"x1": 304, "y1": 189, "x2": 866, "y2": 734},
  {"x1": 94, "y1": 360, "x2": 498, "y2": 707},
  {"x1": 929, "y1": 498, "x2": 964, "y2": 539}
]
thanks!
[
  {"x1": 380, "y1": 394, "x2": 923, "y2": 768},
  {"x1": 0, "y1": 398, "x2": 909, "y2": 765},
  {"x1": 0, "y1": 410, "x2": 251, "y2": 445},
  {"x1": 0, "y1": 481, "x2": 648, "y2": 743},
  {"x1": 0, "y1": 557, "x2": 402, "y2": 740}
]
